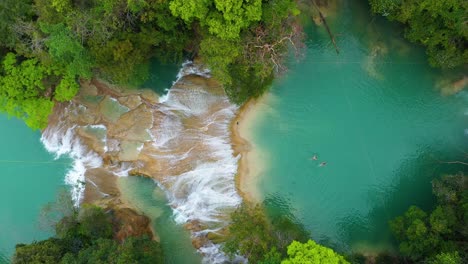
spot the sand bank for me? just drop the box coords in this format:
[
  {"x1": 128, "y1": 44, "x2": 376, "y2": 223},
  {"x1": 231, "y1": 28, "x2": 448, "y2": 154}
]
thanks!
[{"x1": 231, "y1": 96, "x2": 271, "y2": 203}]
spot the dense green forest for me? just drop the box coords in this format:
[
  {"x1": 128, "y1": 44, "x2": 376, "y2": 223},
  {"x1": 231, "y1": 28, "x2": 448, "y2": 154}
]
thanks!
[
  {"x1": 222, "y1": 203, "x2": 349, "y2": 263},
  {"x1": 13, "y1": 201, "x2": 163, "y2": 264},
  {"x1": 0, "y1": 0, "x2": 300, "y2": 129},
  {"x1": 389, "y1": 174, "x2": 467, "y2": 264},
  {"x1": 369, "y1": 0, "x2": 467, "y2": 69}
]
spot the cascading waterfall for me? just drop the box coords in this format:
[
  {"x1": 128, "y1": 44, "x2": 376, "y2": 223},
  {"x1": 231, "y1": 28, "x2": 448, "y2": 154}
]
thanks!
[
  {"x1": 41, "y1": 123, "x2": 103, "y2": 205},
  {"x1": 40, "y1": 62, "x2": 242, "y2": 263}
]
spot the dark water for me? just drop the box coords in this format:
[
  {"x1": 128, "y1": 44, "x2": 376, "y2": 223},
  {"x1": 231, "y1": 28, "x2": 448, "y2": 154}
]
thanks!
[
  {"x1": 251, "y1": 0, "x2": 468, "y2": 252},
  {"x1": 142, "y1": 60, "x2": 180, "y2": 95}
]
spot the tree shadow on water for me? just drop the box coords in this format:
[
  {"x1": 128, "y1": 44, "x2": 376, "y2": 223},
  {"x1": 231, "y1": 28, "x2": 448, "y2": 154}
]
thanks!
[{"x1": 336, "y1": 145, "x2": 468, "y2": 254}]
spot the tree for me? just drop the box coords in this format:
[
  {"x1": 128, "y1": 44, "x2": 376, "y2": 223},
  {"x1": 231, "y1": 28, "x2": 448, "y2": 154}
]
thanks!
[
  {"x1": 0, "y1": 53, "x2": 54, "y2": 129},
  {"x1": 429, "y1": 252, "x2": 462, "y2": 264},
  {"x1": 281, "y1": 240, "x2": 349, "y2": 264},
  {"x1": 13, "y1": 239, "x2": 64, "y2": 264},
  {"x1": 369, "y1": 0, "x2": 468, "y2": 68},
  {"x1": 389, "y1": 206, "x2": 441, "y2": 259},
  {"x1": 169, "y1": 0, "x2": 263, "y2": 40},
  {"x1": 14, "y1": 204, "x2": 163, "y2": 264},
  {"x1": 0, "y1": 0, "x2": 34, "y2": 48},
  {"x1": 76, "y1": 205, "x2": 113, "y2": 240},
  {"x1": 0, "y1": 52, "x2": 82, "y2": 129},
  {"x1": 224, "y1": 203, "x2": 275, "y2": 263},
  {"x1": 196, "y1": 0, "x2": 303, "y2": 104},
  {"x1": 389, "y1": 174, "x2": 467, "y2": 262},
  {"x1": 223, "y1": 202, "x2": 311, "y2": 263},
  {"x1": 41, "y1": 23, "x2": 94, "y2": 79}
]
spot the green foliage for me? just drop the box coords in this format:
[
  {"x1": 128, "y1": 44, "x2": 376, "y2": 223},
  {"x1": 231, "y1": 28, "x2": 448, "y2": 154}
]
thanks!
[
  {"x1": 0, "y1": 52, "x2": 82, "y2": 129},
  {"x1": 14, "y1": 239, "x2": 64, "y2": 264},
  {"x1": 0, "y1": 0, "x2": 300, "y2": 130},
  {"x1": 13, "y1": 204, "x2": 163, "y2": 264},
  {"x1": 224, "y1": 203, "x2": 275, "y2": 262},
  {"x1": 62, "y1": 236, "x2": 163, "y2": 264},
  {"x1": 169, "y1": 0, "x2": 262, "y2": 40},
  {"x1": 259, "y1": 247, "x2": 283, "y2": 264},
  {"x1": 0, "y1": 53, "x2": 54, "y2": 129},
  {"x1": 54, "y1": 74, "x2": 79, "y2": 102},
  {"x1": 51, "y1": 0, "x2": 72, "y2": 14},
  {"x1": 225, "y1": 62, "x2": 274, "y2": 104},
  {"x1": 281, "y1": 240, "x2": 349, "y2": 264},
  {"x1": 429, "y1": 252, "x2": 462, "y2": 264},
  {"x1": 76, "y1": 205, "x2": 113, "y2": 240},
  {"x1": 0, "y1": 0, "x2": 34, "y2": 48},
  {"x1": 369, "y1": 0, "x2": 468, "y2": 68},
  {"x1": 199, "y1": 0, "x2": 301, "y2": 104},
  {"x1": 88, "y1": 33, "x2": 151, "y2": 85},
  {"x1": 223, "y1": 202, "x2": 311, "y2": 263},
  {"x1": 41, "y1": 23, "x2": 93, "y2": 79},
  {"x1": 199, "y1": 36, "x2": 240, "y2": 85},
  {"x1": 389, "y1": 174, "x2": 467, "y2": 262}
]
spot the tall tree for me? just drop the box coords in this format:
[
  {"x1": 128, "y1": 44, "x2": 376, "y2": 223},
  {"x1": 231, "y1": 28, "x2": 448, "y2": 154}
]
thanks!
[{"x1": 281, "y1": 240, "x2": 349, "y2": 264}]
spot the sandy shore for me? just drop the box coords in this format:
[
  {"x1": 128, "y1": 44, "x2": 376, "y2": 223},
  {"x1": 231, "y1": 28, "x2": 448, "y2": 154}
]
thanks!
[{"x1": 231, "y1": 97, "x2": 269, "y2": 203}]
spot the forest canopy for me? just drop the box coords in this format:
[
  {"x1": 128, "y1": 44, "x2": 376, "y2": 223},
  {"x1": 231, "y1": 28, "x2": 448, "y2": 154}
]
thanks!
[
  {"x1": 13, "y1": 203, "x2": 163, "y2": 264},
  {"x1": 0, "y1": 0, "x2": 301, "y2": 129},
  {"x1": 389, "y1": 174, "x2": 467, "y2": 263},
  {"x1": 369, "y1": 0, "x2": 468, "y2": 68}
]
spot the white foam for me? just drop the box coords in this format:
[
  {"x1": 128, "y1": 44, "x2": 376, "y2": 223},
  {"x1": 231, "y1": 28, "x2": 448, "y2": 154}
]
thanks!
[
  {"x1": 174, "y1": 61, "x2": 211, "y2": 83},
  {"x1": 40, "y1": 62, "x2": 242, "y2": 262},
  {"x1": 111, "y1": 162, "x2": 134, "y2": 177},
  {"x1": 158, "y1": 89, "x2": 170, "y2": 103},
  {"x1": 153, "y1": 63, "x2": 243, "y2": 262},
  {"x1": 41, "y1": 123, "x2": 103, "y2": 206},
  {"x1": 199, "y1": 243, "x2": 246, "y2": 264}
]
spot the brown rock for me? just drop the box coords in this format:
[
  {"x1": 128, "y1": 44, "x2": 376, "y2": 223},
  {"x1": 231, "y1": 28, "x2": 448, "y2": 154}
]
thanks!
[
  {"x1": 112, "y1": 207, "x2": 155, "y2": 242},
  {"x1": 140, "y1": 89, "x2": 159, "y2": 105},
  {"x1": 108, "y1": 104, "x2": 153, "y2": 142},
  {"x1": 118, "y1": 95, "x2": 142, "y2": 109}
]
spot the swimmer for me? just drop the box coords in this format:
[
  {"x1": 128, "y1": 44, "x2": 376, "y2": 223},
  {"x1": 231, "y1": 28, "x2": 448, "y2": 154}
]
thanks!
[
  {"x1": 319, "y1": 162, "x2": 327, "y2": 167},
  {"x1": 311, "y1": 154, "x2": 318, "y2": 160}
]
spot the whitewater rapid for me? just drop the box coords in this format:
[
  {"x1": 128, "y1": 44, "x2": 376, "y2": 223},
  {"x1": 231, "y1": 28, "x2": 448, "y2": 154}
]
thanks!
[{"x1": 40, "y1": 62, "x2": 242, "y2": 263}]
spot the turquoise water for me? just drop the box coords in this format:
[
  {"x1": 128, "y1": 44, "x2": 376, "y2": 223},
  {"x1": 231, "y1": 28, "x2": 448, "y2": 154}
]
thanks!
[
  {"x1": 252, "y1": 1, "x2": 468, "y2": 252},
  {"x1": 0, "y1": 116, "x2": 69, "y2": 262},
  {"x1": 118, "y1": 176, "x2": 202, "y2": 264}
]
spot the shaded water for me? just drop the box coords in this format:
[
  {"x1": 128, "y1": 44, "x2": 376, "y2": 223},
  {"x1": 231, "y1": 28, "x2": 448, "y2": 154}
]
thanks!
[
  {"x1": 118, "y1": 176, "x2": 202, "y2": 264},
  {"x1": 0, "y1": 116, "x2": 69, "y2": 262},
  {"x1": 250, "y1": 1, "x2": 468, "y2": 252}
]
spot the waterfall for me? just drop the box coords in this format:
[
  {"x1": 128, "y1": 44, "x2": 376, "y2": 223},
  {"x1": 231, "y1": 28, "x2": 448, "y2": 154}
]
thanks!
[{"x1": 40, "y1": 62, "x2": 242, "y2": 263}]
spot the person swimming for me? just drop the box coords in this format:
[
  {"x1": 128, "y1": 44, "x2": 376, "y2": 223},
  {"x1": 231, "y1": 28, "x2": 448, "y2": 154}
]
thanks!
[
  {"x1": 319, "y1": 162, "x2": 327, "y2": 167},
  {"x1": 311, "y1": 154, "x2": 318, "y2": 160}
]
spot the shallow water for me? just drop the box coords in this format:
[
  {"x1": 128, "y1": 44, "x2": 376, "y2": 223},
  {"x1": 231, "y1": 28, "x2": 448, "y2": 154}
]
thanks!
[
  {"x1": 250, "y1": 1, "x2": 468, "y2": 252},
  {"x1": 118, "y1": 176, "x2": 202, "y2": 264},
  {"x1": 0, "y1": 116, "x2": 69, "y2": 262}
]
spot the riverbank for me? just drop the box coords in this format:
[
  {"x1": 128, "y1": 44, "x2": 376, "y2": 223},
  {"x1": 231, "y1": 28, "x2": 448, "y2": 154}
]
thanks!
[{"x1": 231, "y1": 95, "x2": 272, "y2": 203}]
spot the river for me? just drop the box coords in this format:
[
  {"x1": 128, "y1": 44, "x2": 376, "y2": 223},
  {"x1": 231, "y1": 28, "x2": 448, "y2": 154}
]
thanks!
[
  {"x1": 0, "y1": 116, "x2": 70, "y2": 263},
  {"x1": 244, "y1": 0, "x2": 468, "y2": 253},
  {"x1": 0, "y1": 1, "x2": 466, "y2": 262}
]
